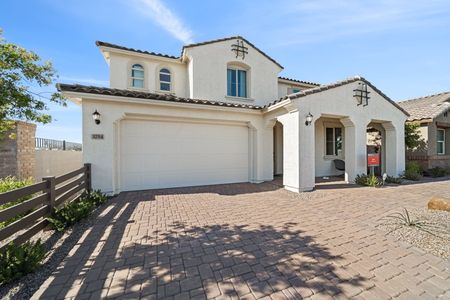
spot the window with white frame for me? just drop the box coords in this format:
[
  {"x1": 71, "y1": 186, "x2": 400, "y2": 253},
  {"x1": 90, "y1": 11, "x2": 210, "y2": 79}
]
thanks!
[
  {"x1": 159, "y1": 68, "x2": 171, "y2": 91},
  {"x1": 326, "y1": 127, "x2": 343, "y2": 156},
  {"x1": 131, "y1": 64, "x2": 144, "y2": 88},
  {"x1": 437, "y1": 129, "x2": 445, "y2": 155},
  {"x1": 227, "y1": 67, "x2": 247, "y2": 98}
]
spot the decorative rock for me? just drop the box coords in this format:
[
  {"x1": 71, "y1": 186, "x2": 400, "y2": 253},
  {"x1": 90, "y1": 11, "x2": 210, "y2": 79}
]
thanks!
[{"x1": 428, "y1": 196, "x2": 450, "y2": 212}]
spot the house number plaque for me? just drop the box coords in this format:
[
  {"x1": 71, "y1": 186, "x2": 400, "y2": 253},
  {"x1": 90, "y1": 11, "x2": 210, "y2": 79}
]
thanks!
[{"x1": 91, "y1": 134, "x2": 104, "y2": 140}]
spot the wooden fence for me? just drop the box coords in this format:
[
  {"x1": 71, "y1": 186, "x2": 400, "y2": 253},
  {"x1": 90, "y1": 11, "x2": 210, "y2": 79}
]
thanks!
[{"x1": 0, "y1": 163, "x2": 91, "y2": 250}]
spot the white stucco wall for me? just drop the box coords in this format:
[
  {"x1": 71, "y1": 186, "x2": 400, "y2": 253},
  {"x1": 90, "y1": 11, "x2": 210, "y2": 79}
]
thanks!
[
  {"x1": 180, "y1": 40, "x2": 282, "y2": 106},
  {"x1": 108, "y1": 52, "x2": 188, "y2": 98},
  {"x1": 314, "y1": 117, "x2": 345, "y2": 177},
  {"x1": 81, "y1": 96, "x2": 273, "y2": 194},
  {"x1": 264, "y1": 80, "x2": 407, "y2": 192}
]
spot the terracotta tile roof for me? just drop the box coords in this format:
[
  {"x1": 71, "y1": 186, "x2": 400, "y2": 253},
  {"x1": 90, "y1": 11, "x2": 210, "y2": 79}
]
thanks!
[
  {"x1": 182, "y1": 36, "x2": 284, "y2": 69},
  {"x1": 95, "y1": 41, "x2": 180, "y2": 60},
  {"x1": 57, "y1": 76, "x2": 409, "y2": 116},
  {"x1": 278, "y1": 76, "x2": 320, "y2": 87},
  {"x1": 398, "y1": 92, "x2": 450, "y2": 121},
  {"x1": 56, "y1": 84, "x2": 263, "y2": 110},
  {"x1": 265, "y1": 76, "x2": 410, "y2": 116}
]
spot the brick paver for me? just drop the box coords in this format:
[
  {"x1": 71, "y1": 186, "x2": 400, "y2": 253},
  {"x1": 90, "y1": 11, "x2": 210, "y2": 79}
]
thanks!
[{"x1": 32, "y1": 180, "x2": 450, "y2": 299}]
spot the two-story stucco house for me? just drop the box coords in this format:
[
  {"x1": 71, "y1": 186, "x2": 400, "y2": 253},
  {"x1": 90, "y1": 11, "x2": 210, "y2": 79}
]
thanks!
[
  {"x1": 58, "y1": 36, "x2": 408, "y2": 194},
  {"x1": 399, "y1": 92, "x2": 450, "y2": 169}
]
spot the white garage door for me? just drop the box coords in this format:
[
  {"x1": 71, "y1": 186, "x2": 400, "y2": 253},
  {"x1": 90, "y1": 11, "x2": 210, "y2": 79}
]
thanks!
[{"x1": 120, "y1": 119, "x2": 249, "y2": 191}]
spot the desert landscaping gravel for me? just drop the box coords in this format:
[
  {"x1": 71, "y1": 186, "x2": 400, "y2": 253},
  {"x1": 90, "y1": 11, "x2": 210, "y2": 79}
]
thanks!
[{"x1": 378, "y1": 207, "x2": 450, "y2": 262}]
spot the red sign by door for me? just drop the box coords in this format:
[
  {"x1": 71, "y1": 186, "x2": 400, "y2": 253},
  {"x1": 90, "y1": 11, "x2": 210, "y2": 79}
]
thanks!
[{"x1": 367, "y1": 154, "x2": 380, "y2": 166}]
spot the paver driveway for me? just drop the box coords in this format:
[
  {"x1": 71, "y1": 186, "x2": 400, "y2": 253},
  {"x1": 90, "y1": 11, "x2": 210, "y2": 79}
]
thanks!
[{"x1": 33, "y1": 180, "x2": 450, "y2": 299}]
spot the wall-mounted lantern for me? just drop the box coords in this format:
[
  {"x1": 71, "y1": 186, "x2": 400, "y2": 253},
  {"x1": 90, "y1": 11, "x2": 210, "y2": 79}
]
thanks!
[
  {"x1": 305, "y1": 112, "x2": 313, "y2": 126},
  {"x1": 92, "y1": 110, "x2": 101, "y2": 125}
]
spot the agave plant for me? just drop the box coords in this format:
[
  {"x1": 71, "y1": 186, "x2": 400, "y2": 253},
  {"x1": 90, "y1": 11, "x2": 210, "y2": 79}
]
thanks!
[{"x1": 381, "y1": 208, "x2": 450, "y2": 239}]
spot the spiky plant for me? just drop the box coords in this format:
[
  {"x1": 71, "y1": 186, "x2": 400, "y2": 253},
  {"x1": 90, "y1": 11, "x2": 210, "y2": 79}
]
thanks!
[{"x1": 382, "y1": 208, "x2": 450, "y2": 239}]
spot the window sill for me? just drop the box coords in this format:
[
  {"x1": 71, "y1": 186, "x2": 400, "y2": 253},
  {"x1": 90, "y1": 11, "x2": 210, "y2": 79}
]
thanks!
[
  {"x1": 323, "y1": 155, "x2": 344, "y2": 160},
  {"x1": 128, "y1": 87, "x2": 148, "y2": 92},
  {"x1": 155, "y1": 90, "x2": 175, "y2": 95},
  {"x1": 225, "y1": 96, "x2": 255, "y2": 102}
]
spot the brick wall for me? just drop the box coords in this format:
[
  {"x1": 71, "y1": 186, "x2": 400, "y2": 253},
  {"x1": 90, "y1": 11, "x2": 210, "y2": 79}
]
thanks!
[{"x1": 0, "y1": 121, "x2": 36, "y2": 179}]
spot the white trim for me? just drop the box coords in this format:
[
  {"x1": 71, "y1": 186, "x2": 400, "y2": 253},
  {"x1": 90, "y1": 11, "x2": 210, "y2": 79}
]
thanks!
[
  {"x1": 63, "y1": 91, "x2": 262, "y2": 115},
  {"x1": 99, "y1": 46, "x2": 184, "y2": 64},
  {"x1": 156, "y1": 65, "x2": 173, "y2": 93},
  {"x1": 227, "y1": 62, "x2": 251, "y2": 99},
  {"x1": 128, "y1": 61, "x2": 147, "y2": 90},
  {"x1": 437, "y1": 128, "x2": 445, "y2": 155}
]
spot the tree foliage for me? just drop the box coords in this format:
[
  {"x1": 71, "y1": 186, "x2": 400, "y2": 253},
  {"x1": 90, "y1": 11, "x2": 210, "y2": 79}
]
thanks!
[
  {"x1": 405, "y1": 122, "x2": 422, "y2": 150},
  {"x1": 0, "y1": 29, "x2": 65, "y2": 137}
]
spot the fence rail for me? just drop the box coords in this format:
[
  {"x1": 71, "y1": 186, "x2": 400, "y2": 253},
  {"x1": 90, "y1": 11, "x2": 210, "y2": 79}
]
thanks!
[
  {"x1": 0, "y1": 163, "x2": 91, "y2": 250},
  {"x1": 35, "y1": 137, "x2": 82, "y2": 151}
]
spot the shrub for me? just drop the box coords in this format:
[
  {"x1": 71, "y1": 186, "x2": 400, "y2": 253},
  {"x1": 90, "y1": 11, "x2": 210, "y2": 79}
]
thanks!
[
  {"x1": 428, "y1": 167, "x2": 447, "y2": 178},
  {"x1": 446, "y1": 166, "x2": 450, "y2": 175},
  {"x1": 403, "y1": 169, "x2": 422, "y2": 181},
  {"x1": 0, "y1": 177, "x2": 34, "y2": 229},
  {"x1": 355, "y1": 174, "x2": 380, "y2": 187},
  {"x1": 0, "y1": 239, "x2": 46, "y2": 284},
  {"x1": 385, "y1": 176, "x2": 402, "y2": 184},
  {"x1": 405, "y1": 162, "x2": 423, "y2": 174},
  {"x1": 47, "y1": 190, "x2": 107, "y2": 231},
  {"x1": 403, "y1": 162, "x2": 422, "y2": 181}
]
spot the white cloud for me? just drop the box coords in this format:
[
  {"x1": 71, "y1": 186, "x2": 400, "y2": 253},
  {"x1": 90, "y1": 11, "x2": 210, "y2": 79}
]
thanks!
[{"x1": 133, "y1": 0, "x2": 193, "y2": 44}]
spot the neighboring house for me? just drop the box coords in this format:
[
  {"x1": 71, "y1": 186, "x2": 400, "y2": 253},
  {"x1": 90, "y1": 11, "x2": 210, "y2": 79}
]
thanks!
[
  {"x1": 398, "y1": 92, "x2": 450, "y2": 169},
  {"x1": 58, "y1": 36, "x2": 407, "y2": 194}
]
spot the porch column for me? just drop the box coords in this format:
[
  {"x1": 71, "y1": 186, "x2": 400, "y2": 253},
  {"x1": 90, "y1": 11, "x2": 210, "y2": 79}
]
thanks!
[
  {"x1": 248, "y1": 121, "x2": 274, "y2": 183},
  {"x1": 383, "y1": 121, "x2": 405, "y2": 176},
  {"x1": 279, "y1": 111, "x2": 315, "y2": 193},
  {"x1": 342, "y1": 118, "x2": 367, "y2": 182}
]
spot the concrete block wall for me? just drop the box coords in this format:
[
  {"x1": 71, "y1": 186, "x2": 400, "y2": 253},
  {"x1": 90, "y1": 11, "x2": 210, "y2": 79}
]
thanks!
[{"x1": 0, "y1": 121, "x2": 36, "y2": 179}]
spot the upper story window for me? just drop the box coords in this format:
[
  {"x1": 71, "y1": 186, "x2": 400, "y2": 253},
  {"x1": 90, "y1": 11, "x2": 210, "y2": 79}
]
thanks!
[
  {"x1": 227, "y1": 68, "x2": 247, "y2": 98},
  {"x1": 159, "y1": 68, "x2": 171, "y2": 91},
  {"x1": 131, "y1": 64, "x2": 144, "y2": 88},
  {"x1": 437, "y1": 129, "x2": 445, "y2": 155},
  {"x1": 288, "y1": 87, "x2": 301, "y2": 94}
]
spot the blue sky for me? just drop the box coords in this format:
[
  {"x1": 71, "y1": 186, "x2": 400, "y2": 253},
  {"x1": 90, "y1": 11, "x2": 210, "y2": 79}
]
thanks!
[{"x1": 1, "y1": 0, "x2": 450, "y2": 143}]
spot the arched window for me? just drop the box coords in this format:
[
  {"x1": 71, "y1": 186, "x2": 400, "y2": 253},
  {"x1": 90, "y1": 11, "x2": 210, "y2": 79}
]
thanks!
[
  {"x1": 227, "y1": 64, "x2": 248, "y2": 98},
  {"x1": 131, "y1": 64, "x2": 144, "y2": 88},
  {"x1": 159, "y1": 68, "x2": 171, "y2": 91}
]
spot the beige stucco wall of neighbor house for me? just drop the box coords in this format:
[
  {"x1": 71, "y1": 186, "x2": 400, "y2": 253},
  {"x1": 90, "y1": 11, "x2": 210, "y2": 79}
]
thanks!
[
  {"x1": 0, "y1": 121, "x2": 36, "y2": 180},
  {"x1": 108, "y1": 52, "x2": 188, "y2": 98},
  {"x1": 184, "y1": 40, "x2": 282, "y2": 106},
  {"x1": 35, "y1": 150, "x2": 82, "y2": 180},
  {"x1": 81, "y1": 96, "x2": 273, "y2": 194},
  {"x1": 407, "y1": 111, "x2": 450, "y2": 169}
]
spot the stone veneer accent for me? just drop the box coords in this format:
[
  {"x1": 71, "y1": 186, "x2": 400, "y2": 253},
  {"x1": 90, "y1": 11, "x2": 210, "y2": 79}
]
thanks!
[{"x1": 0, "y1": 121, "x2": 36, "y2": 180}]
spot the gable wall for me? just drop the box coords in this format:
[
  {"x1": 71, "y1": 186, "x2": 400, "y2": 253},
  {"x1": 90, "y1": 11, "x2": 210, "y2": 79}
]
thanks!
[{"x1": 185, "y1": 40, "x2": 282, "y2": 106}]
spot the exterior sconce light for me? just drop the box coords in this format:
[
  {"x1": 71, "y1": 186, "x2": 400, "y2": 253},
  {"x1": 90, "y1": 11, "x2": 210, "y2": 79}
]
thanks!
[
  {"x1": 305, "y1": 112, "x2": 313, "y2": 126},
  {"x1": 92, "y1": 110, "x2": 101, "y2": 125}
]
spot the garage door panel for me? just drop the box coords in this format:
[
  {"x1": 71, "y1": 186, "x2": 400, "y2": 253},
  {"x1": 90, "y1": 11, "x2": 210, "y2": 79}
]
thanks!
[{"x1": 120, "y1": 119, "x2": 249, "y2": 191}]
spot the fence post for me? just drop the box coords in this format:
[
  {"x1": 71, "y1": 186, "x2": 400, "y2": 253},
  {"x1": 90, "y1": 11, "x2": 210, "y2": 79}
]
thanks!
[
  {"x1": 63, "y1": 140, "x2": 66, "y2": 150},
  {"x1": 84, "y1": 163, "x2": 92, "y2": 193},
  {"x1": 43, "y1": 176, "x2": 56, "y2": 214}
]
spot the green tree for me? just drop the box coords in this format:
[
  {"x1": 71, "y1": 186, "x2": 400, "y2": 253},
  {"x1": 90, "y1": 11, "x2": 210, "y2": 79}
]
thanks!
[
  {"x1": 405, "y1": 122, "x2": 422, "y2": 149},
  {"x1": 0, "y1": 29, "x2": 65, "y2": 138}
]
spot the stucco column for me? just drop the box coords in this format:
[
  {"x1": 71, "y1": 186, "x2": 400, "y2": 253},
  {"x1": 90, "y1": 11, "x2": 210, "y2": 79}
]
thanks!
[
  {"x1": 278, "y1": 111, "x2": 300, "y2": 192},
  {"x1": 383, "y1": 121, "x2": 405, "y2": 176},
  {"x1": 298, "y1": 116, "x2": 315, "y2": 191},
  {"x1": 278, "y1": 111, "x2": 315, "y2": 193},
  {"x1": 342, "y1": 118, "x2": 367, "y2": 182}
]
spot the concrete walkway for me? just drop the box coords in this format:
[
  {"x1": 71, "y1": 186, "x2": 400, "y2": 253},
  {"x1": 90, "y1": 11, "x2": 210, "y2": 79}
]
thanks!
[{"x1": 33, "y1": 180, "x2": 450, "y2": 299}]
